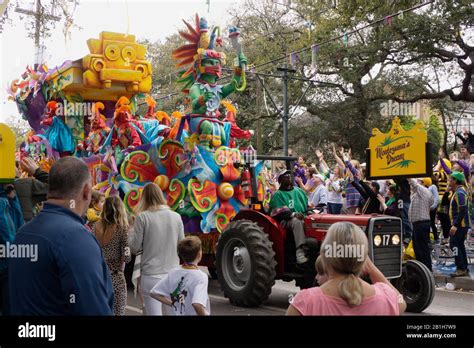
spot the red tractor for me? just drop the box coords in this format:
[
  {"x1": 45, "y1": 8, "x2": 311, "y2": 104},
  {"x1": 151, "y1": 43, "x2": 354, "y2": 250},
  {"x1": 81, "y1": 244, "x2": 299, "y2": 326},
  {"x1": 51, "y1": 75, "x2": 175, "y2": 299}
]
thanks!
[{"x1": 215, "y1": 156, "x2": 435, "y2": 313}]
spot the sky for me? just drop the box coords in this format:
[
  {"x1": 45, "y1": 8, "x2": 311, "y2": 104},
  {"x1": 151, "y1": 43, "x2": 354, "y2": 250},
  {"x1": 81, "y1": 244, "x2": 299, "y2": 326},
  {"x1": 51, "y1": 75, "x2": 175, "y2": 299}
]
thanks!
[{"x1": 0, "y1": 0, "x2": 243, "y2": 123}]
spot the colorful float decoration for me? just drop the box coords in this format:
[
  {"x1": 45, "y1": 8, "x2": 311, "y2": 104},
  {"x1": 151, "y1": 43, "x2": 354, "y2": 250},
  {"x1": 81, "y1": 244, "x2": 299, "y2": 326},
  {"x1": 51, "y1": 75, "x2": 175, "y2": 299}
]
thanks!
[{"x1": 7, "y1": 16, "x2": 260, "y2": 253}]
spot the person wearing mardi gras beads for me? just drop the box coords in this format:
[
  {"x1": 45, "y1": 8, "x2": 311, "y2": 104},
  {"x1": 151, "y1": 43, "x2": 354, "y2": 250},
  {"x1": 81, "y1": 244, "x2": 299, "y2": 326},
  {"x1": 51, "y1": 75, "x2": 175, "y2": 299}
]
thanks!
[
  {"x1": 41, "y1": 100, "x2": 76, "y2": 156},
  {"x1": 172, "y1": 15, "x2": 247, "y2": 149}
]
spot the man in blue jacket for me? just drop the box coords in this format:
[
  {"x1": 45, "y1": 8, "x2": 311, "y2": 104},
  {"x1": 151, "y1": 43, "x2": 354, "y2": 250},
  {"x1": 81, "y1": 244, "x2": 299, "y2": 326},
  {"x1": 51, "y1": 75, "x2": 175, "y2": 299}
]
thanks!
[
  {"x1": 9, "y1": 156, "x2": 114, "y2": 315},
  {"x1": 0, "y1": 183, "x2": 24, "y2": 315}
]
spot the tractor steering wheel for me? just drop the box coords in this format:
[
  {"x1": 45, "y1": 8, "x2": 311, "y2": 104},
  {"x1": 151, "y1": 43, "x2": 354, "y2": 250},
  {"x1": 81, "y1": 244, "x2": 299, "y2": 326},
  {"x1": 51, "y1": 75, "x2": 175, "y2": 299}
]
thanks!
[{"x1": 305, "y1": 206, "x2": 325, "y2": 215}]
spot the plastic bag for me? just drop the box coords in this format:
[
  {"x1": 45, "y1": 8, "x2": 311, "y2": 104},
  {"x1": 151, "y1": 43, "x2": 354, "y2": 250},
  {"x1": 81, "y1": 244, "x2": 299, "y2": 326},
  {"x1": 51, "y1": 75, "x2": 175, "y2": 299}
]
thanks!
[{"x1": 404, "y1": 240, "x2": 416, "y2": 260}]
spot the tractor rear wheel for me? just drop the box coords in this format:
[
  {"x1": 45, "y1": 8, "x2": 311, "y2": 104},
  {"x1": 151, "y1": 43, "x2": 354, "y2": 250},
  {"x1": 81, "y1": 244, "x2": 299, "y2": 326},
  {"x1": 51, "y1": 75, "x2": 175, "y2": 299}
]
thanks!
[{"x1": 216, "y1": 219, "x2": 276, "y2": 307}]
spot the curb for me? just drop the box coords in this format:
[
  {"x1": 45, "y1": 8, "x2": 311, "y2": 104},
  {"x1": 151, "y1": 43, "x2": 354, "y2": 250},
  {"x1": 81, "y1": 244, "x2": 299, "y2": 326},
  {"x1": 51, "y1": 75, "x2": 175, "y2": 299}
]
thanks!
[{"x1": 433, "y1": 273, "x2": 474, "y2": 291}]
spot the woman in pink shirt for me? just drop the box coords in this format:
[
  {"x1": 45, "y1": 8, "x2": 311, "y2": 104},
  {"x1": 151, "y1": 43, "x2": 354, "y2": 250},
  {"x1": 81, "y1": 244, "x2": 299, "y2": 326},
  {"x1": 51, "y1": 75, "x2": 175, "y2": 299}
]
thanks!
[{"x1": 287, "y1": 222, "x2": 406, "y2": 316}]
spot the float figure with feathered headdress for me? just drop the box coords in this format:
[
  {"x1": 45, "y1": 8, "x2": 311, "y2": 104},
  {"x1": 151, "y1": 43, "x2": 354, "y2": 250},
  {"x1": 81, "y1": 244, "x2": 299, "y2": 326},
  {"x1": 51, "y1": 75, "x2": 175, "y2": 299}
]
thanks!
[
  {"x1": 83, "y1": 102, "x2": 110, "y2": 154},
  {"x1": 173, "y1": 14, "x2": 247, "y2": 149}
]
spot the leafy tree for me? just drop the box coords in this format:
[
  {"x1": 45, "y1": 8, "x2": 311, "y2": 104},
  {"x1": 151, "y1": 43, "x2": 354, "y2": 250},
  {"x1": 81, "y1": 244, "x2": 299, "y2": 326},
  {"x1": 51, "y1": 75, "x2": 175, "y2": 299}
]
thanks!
[
  {"x1": 4, "y1": 115, "x2": 30, "y2": 148},
  {"x1": 225, "y1": 0, "x2": 473, "y2": 162},
  {"x1": 395, "y1": 114, "x2": 444, "y2": 165}
]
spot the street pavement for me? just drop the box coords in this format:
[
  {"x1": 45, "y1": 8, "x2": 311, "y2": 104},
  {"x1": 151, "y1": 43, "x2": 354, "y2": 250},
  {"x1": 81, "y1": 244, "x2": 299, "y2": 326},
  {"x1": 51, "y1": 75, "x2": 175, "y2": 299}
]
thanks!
[{"x1": 125, "y1": 273, "x2": 474, "y2": 316}]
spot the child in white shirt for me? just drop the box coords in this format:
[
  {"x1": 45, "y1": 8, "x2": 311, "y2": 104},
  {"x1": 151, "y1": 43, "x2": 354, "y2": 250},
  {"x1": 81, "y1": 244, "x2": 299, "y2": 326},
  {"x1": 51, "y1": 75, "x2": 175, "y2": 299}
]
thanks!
[{"x1": 150, "y1": 236, "x2": 210, "y2": 315}]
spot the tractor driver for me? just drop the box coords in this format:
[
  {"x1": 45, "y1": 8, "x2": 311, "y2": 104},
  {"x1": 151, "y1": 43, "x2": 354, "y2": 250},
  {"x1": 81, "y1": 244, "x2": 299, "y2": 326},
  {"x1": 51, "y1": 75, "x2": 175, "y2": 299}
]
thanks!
[{"x1": 269, "y1": 169, "x2": 309, "y2": 264}]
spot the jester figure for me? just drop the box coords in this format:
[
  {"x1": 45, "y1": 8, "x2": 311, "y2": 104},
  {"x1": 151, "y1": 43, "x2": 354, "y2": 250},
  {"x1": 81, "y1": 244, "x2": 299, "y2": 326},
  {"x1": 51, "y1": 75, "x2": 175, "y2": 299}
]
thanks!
[
  {"x1": 220, "y1": 100, "x2": 253, "y2": 148},
  {"x1": 41, "y1": 101, "x2": 76, "y2": 156},
  {"x1": 110, "y1": 100, "x2": 142, "y2": 150},
  {"x1": 144, "y1": 94, "x2": 157, "y2": 120},
  {"x1": 83, "y1": 102, "x2": 110, "y2": 154},
  {"x1": 173, "y1": 15, "x2": 247, "y2": 149}
]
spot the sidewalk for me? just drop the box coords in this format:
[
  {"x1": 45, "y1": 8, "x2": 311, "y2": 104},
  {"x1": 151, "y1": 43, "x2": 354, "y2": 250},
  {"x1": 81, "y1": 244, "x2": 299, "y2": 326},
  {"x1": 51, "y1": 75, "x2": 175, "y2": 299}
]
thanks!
[{"x1": 432, "y1": 264, "x2": 474, "y2": 291}]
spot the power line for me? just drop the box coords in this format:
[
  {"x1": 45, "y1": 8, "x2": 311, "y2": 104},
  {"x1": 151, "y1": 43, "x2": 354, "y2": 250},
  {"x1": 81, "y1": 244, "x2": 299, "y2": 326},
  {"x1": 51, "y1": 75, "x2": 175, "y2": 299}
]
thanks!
[{"x1": 250, "y1": 0, "x2": 434, "y2": 73}]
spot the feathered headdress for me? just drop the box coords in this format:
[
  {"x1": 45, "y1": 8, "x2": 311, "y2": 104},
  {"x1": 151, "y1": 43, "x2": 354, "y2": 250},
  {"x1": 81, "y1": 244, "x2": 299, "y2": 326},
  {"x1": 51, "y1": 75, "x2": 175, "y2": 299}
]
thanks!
[
  {"x1": 92, "y1": 102, "x2": 105, "y2": 117},
  {"x1": 145, "y1": 94, "x2": 157, "y2": 119},
  {"x1": 221, "y1": 100, "x2": 236, "y2": 114},
  {"x1": 173, "y1": 14, "x2": 225, "y2": 93},
  {"x1": 155, "y1": 111, "x2": 171, "y2": 126},
  {"x1": 91, "y1": 102, "x2": 108, "y2": 129},
  {"x1": 115, "y1": 96, "x2": 131, "y2": 114},
  {"x1": 168, "y1": 111, "x2": 188, "y2": 140},
  {"x1": 47, "y1": 100, "x2": 58, "y2": 111}
]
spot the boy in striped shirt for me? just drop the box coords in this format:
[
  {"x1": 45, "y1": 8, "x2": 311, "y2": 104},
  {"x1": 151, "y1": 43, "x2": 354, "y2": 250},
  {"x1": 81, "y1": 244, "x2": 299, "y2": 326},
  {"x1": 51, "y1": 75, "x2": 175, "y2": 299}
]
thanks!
[{"x1": 448, "y1": 171, "x2": 470, "y2": 277}]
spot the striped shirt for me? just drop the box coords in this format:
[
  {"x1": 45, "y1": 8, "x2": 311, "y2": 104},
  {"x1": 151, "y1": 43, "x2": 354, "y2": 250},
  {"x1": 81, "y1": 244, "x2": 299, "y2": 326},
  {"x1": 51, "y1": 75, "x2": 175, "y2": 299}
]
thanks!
[
  {"x1": 449, "y1": 186, "x2": 470, "y2": 228},
  {"x1": 344, "y1": 160, "x2": 362, "y2": 209},
  {"x1": 434, "y1": 171, "x2": 448, "y2": 201}
]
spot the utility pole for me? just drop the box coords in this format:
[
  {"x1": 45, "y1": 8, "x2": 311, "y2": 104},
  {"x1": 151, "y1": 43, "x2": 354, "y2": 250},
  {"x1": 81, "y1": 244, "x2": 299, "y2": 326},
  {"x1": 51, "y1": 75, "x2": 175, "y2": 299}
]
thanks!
[
  {"x1": 15, "y1": 0, "x2": 60, "y2": 68},
  {"x1": 277, "y1": 65, "x2": 295, "y2": 156},
  {"x1": 255, "y1": 72, "x2": 263, "y2": 154}
]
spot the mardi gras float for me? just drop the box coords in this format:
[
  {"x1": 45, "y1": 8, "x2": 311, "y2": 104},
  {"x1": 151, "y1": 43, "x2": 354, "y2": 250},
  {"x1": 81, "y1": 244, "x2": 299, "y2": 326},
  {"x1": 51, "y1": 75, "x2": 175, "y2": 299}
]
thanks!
[{"x1": 7, "y1": 16, "x2": 266, "y2": 256}]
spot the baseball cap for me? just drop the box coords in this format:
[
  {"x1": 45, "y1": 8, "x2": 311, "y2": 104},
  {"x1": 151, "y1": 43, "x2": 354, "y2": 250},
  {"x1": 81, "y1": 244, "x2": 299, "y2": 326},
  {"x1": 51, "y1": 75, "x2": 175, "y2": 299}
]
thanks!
[
  {"x1": 450, "y1": 171, "x2": 465, "y2": 184},
  {"x1": 315, "y1": 174, "x2": 325, "y2": 181}
]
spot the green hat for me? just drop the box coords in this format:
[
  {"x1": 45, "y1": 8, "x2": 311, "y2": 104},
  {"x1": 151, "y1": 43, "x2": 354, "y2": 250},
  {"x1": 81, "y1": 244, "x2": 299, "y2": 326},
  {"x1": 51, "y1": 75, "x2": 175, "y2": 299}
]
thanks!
[{"x1": 450, "y1": 171, "x2": 465, "y2": 184}]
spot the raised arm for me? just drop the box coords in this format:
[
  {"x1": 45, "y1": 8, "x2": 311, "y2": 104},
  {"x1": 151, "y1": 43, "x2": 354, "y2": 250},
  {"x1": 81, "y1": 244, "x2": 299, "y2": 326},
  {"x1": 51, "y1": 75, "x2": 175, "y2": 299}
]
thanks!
[
  {"x1": 455, "y1": 130, "x2": 467, "y2": 144},
  {"x1": 351, "y1": 179, "x2": 369, "y2": 200},
  {"x1": 344, "y1": 158, "x2": 361, "y2": 180},
  {"x1": 456, "y1": 159, "x2": 470, "y2": 179},
  {"x1": 363, "y1": 258, "x2": 406, "y2": 314},
  {"x1": 439, "y1": 158, "x2": 452, "y2": 175},
  {"x1": 222, "y1": 53, "x2": 247, "y2": 98},
  {"x1": 360, "y1": 180, "x2": 378, "y2": 201},
  {"x1": 332, "y1": 144, "x2": 346, "y2": 170},
  {"x1": 315, "y1": 149, "x2": 331, "y2": 177},
  {"x1": 296, "y1": 176, "x2": 315, "y2": 194}
]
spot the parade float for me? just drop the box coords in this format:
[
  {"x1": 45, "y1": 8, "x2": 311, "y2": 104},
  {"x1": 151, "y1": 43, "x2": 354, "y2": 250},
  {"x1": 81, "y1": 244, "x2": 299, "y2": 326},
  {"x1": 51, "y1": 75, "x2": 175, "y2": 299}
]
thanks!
[{"x1": 7, "y1": 16, "x2": 264, "y2": 261}]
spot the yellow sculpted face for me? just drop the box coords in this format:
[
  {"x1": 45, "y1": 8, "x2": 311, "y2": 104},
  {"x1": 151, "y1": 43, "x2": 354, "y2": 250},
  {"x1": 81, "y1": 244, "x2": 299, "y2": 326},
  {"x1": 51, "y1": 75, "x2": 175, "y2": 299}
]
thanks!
[{"x1": 83, "y1": 32, "x2": 152, "y2": 93}]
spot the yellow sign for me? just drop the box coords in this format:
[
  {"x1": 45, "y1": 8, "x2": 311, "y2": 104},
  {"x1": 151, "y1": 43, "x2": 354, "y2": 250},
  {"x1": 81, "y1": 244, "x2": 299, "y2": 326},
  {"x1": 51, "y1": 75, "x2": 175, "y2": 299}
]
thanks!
[
  {"x1": 367, "y1": 117, "x2": 429, "y2": 179},
  {"x1": 0, "y1": 123, "x2": 16, "y2": 183}
]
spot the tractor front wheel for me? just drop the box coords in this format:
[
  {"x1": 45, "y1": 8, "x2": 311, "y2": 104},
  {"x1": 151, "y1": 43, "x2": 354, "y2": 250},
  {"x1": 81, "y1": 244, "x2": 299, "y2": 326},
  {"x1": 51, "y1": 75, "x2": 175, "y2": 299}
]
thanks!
[
  {"x1": 216, "y1": 219, "x2": 276, "y2": 307},
  {"x1": 392, "y1": 260, "x2": 435, "y2": 313}
]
